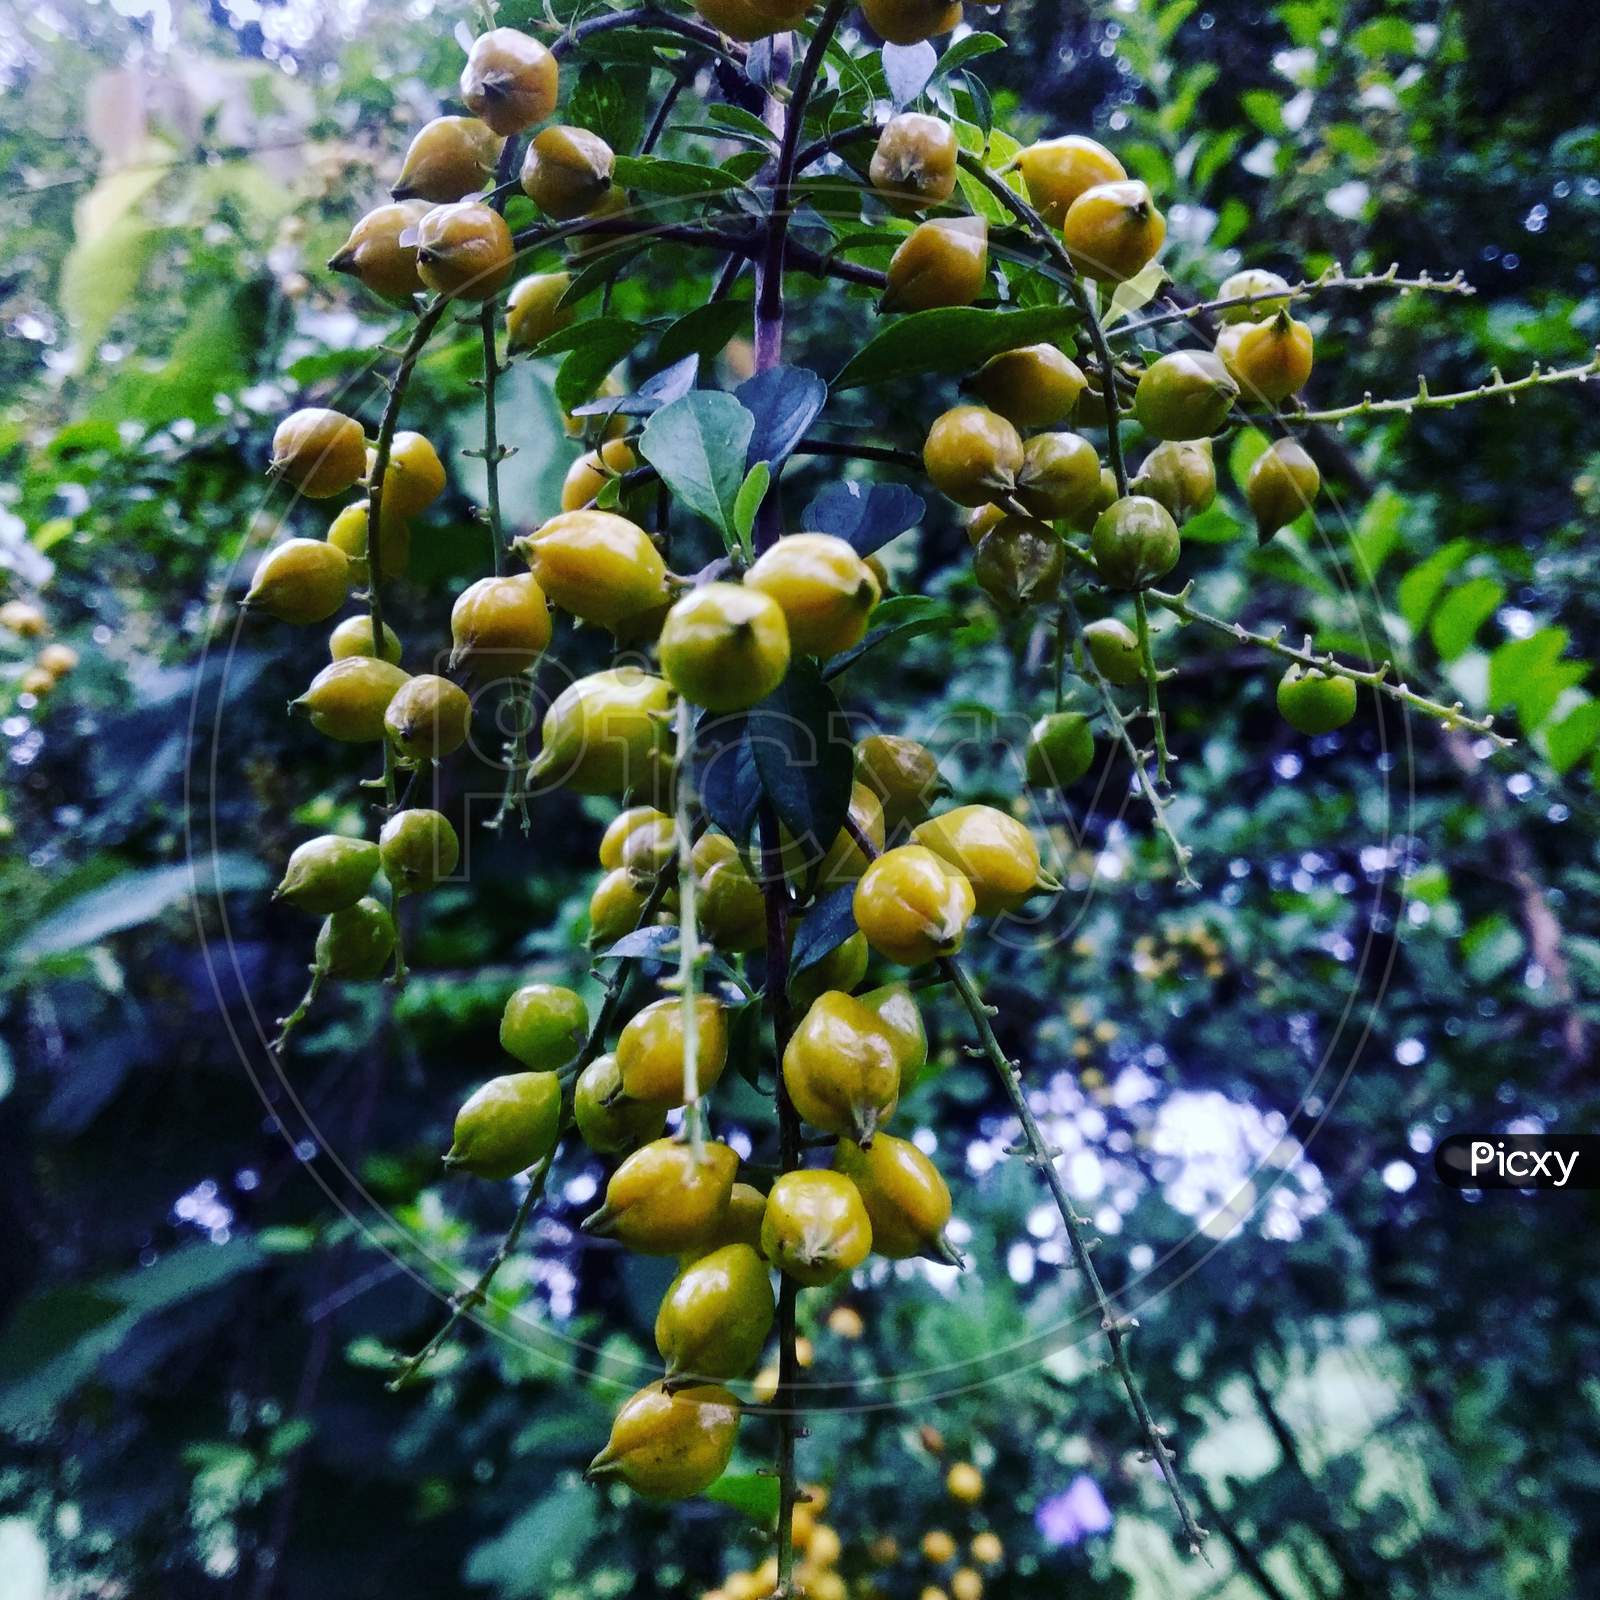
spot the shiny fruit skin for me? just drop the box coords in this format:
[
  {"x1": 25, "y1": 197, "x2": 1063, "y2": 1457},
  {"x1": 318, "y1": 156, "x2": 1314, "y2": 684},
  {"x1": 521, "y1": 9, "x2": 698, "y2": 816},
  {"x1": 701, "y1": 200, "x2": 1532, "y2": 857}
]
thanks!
[
  {"x1": 858, "y1": 982, "x2": 928, "y2": 1089},
  {"x1": 582, "y1": 1136, "x2": 738, "y2": 1254},
  {"x1": 1015, "y1": 431, "x2": 1103, "y2": 520},
  {"x1": 968, "y1": 344, "x2": 1087, "y2": 428},
  {"x1": 788, "y1": 928, "x2": 869, "y2": 1011},
  {"x1": 973, "y1": 517, "x2": 1064, "y2": 613},
  {"x1": 1061, "y1": 180, "x2": 1166, "y2": 283},
  {"x1": 392, "y1": 115, "x2": 503, "y2": 203},
  {"x1": 870, "y1": 113, "x2": 959, "y2": 212},
  {"x1": 1132, "y1": 351, "x2": 1238, "y2": 440},
  {"x1": 587, "y1": 1380, "x2": 741, "y2": 1498},
  {"x1": 315, "y1": 896, "x2": 396, "y2": 979},
  {"x1": 852, "y1": 844, "x2": 976, "y2": 966},
  {"x1": 1081, "y1": 616, "x2": 1143, "y2": 685},
  {"x1": 1218, "y1": 267, "x2": 1293, "y2": 323},
  {"x1": 744, "y1": 533, "x2": 880, "y2": 658},
  {"x1": 618, "y1": 811, "x2": 678, "y2": 879},
  {"x1": 781, "y1": 781, "x2": 885, "y2": 890},
  {"x1": 854, "y1": 733, "x2": 943, "y2": 832},
  {"x1": 246, "y1": 538, "x2": 350, "y2": 624},
  {"x1": 1132, "y1": 437, "x2": 1216, "y2": 522},
  {"x1": 884, "y1": 217, "x2": 988, "y2": 312},
  {"x1": 692, "y1": 0, "x2": 809, "y2": 41},
  {"x1": 1246, "y1": 437, "x2": 1321, "y2": 537},
  {"x1": 531, "y1": 668, "x2": 673, "y2": 796},
  {"x1": 500, "y1": 982, "x2": 588, "y2": 1070},
  {"x1": 450, "y1": 572, "x2": 551, "y2": 679},
  {"x1": 834, "y1": 1133, "x2": 957, "y2": 1261},
  {"x1": 860, "y1": 0, "x2": 963, "y2": 45},
  {"x1": 459, "y1": 28, "x2": 558, "y2": 136},
  {"x1": 294, "y1": 658, "x2": 410, "y2": 742},
  {"x1": 760, "y1": 1170, "x2": 873, "y2": 1286},
  {"x1": 1069, "y1": 465, "x2": 1120, "y2": 534},
  {"x1": 965, "y1": 503, "x2": 1006, "y2": 547},
  {"x1": 602, "y1": 806, "x2": 674, "y2": 870},
  {"x1": 1016, "y1": 135, "x2": 1127, "y2": 228},
  {"x1": 505, "y1": 271, "x2": 574, "y2": 353},
  {"x1": 1218, "y1": 311, "x2": 1315, "y2": 403},
  {"x1": 682, "y1": 1180, "x2": 768, "y2": 1264},
  {"x1": 384, "y1": 673, "x2": 472, "y2": 762},
  {"x1": 273, "y1": 835, "x2": 380, "y2": 915},
  {"x1": 616, "y1": 995, "x2": 729, "y2": 1106},
  {"x1": 326, "y1": 499, "x2": 410, "y2": 582},
  {"x1": 1025, "y1": 710, "x2": 1095, "y2": 792},
  {"x1": 516, "y1": 510, "x2": 669, "y2": 631},
  {"x1": 383, "y1": 431, "x2": 447, "y2": 517},
  {"x1": 589, "y1": 866, "x2": 666, "y2": 946},
  {"x1": 574, "y1": 1053, "x2": 669, "y2": 1154},
  {"x1": 415, "y1": 202, "x2": 514, "y2": 301},
  {"x1": 270, "y1": 409, "x2": 366, "y2": 499},
  {"x1": 378, "y1": 808, "x2": 459, "y2": 894},
  {"x1": 446, "y1": 1071, "x2": 561, "y2": 1179},
  {"x1": 912, "y1": 804, "x2": 1056, "y2": 917},
  {"x1": 521, "y1": 124, "x2": 615, "y2": 219},
  {"x1": 655, "y1": 1243, "x2": 775, "y2": 1379},
  {"x1": 698, "y1": 854, "x2": 768, "y2": 953},
  {"x1": 659, "y1": 582, "x2": 791, "y2": 710},
  {"x1": 947, "y1": 1462, "x2": 984, "y2": 1503},
  {"x1": 1276, "y1": 664, "x2": 1357, "y2": 734},
  {"x1": 328, "y1": 200, "x2": 431, "y2": 302},
  {"x1": 329, "y1": 614, "x2": 402, "y2": 663},
  {"x1": 561, "y1": 437, "x2": 638, "y2": 513},
  {"x1": 1090, "y1": 494, "x2": 1181, "y2": 590},
  {"x1": 783, "y1": 990, "x2": 903, "y2": 1143},
  {"x1": 923, "y1": 406, "x2": 1024, "y2": 506}
]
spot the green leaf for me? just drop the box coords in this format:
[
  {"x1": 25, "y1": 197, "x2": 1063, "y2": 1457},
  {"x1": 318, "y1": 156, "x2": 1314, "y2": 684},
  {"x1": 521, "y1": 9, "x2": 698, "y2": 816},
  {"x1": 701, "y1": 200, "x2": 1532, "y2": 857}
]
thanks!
[
  {"x1": 638, "y1": 390, "x2": 755, "y2": 541},
  {"x1": 1429, "y1": 577, "x2": 1503, "y2": 661},
  {"x1": 933, "y1": 31, "x2": 1007, "y2": 80},
  {"x1": 464, "y1": 1484, "x2": 598, "y2": 1598},
  {"x1": 823, "y1": 594, "x2": 963, "y2": 678},
  {"x1": 704, "y1": 1472, "x2": 781, "y2": 1524},
  {"x1": 1104, "y1": 261, "x2": 1170, "y2": 328},
  {"x1": 611, "y1": 155, "x2": 744, "y2": 196},
  {"x1": 1461, "y1": 914, "x2": 1524, "y2": 984},
  {"x1": 1240, "y1": 89, "x2": 1286, "y2": 135},
  {"x1": 1396, "y1": 538, "x2": 1473, "y2": 631},
  {"x1": 1489, "y1": 627, "x2": 1586, "y2": 728},
  {"x1": 882, "y1": 41, "x2": 937, "y2": 106},
  {"x1": 1543, "y1": 698, "x2": 1600, "y2": 774},
  {"x1": 657, "y1": 300, "x2": 752, "y2": 366},
  {"x1": 567, "y1": 62, "x2": 650, "y2": 152},
  {"x1": 734, "y1": 461, "x2": 770, "y2": 549},
  {"x1": 704, "y1": 104, "x2": 780, "y2": 146},
  {"x1": 545, "y1": 317, "x2": 650, "y2": 414},
  {"x1": 1350, "y1": 486, "x2": 1405, "y2": 576},
  {"x1": 834, "y1": 306, "x2": 1079, "y2": 390},
  {"x1": 749, "y1": 660, "x2": 853, "y2": 860}
]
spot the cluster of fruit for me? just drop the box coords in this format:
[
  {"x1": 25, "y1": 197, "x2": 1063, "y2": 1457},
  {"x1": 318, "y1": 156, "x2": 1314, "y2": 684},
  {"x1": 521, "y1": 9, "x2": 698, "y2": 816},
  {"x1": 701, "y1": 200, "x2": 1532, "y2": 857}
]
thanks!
[{"x1": 2, "y1": 598, "x2": 80, "y2": 705}]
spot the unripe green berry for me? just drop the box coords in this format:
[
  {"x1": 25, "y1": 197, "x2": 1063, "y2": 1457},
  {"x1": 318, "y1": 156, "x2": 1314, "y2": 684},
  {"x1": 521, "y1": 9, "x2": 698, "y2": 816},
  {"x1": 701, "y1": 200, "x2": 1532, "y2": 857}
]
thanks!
[
  {"x1": 379, "y1": 809, "x2": 460, "y2": 894},
  {"x1": 446, "y1": 1071, "x2": 562, "y2": 1180},
  {"x1": 501, "y1": 983, "x2": 589, "y2": 1070},
  {"x1": 1090, "y1": 495, "x2": 1181, "y2": 590},
  {"x1": 1132, "y1": 352, "x2": 1238, "y2": 441},
  {"x1": 1080, "y1": 617, "x2": 1144, "y2": 686},
  {"x1": 1024, "y1": 712, "x2": 1095, "y2": 791},
  {"x1": 1276, "y1": 664, "x2": 1357, "y2": 734},
  {"x1": 314, "y1": 896, "x2": 396, "y2": 979},
  {"x1": 274, "y1": 835, "x2": 380, "y2": 914}
]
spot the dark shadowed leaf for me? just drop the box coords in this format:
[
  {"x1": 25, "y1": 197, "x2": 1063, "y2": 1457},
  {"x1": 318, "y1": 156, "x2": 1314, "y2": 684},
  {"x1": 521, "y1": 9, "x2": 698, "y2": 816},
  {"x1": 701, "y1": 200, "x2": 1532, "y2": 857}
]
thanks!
[
  {"x1": 749, "y1": 661, "x2": 853, "y2": 858},
  {"x1": 789, "y1": 885, "x2": 859, "y2": 975},
  {"x1": 594, "y1": 924, "x2": 681, "y2": 964},
  {"x1": 834, "y1": 306, "x2": 1079, "y2": 389},
  {"x1": 694, "y1": 712, "x2": 761, "y2": 845},
  {"x1": 737, "y1": 365, "x2": 829, "y2": 471},
  {"x1": 800, "y1": 480, "x2": 925, "y2": 554}
]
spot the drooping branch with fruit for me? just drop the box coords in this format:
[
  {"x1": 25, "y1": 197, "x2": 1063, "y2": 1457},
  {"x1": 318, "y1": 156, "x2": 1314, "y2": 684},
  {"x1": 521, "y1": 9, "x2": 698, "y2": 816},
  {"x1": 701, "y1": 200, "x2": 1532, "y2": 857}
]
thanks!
[{"x1": 237, "y1": 1, "x2": 1594, "y2": 1588}]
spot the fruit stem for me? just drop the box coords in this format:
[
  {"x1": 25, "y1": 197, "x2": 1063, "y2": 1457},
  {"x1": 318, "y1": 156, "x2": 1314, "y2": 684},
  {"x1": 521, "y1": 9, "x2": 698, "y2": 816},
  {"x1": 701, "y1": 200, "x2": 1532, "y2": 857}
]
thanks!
[
  {"x1": 270, "y1": 966, "x2": 325, "y2": 1056},
  {"x1": 1132, "y1": 591, "x2": 1171, "y2": 787},
  {"x1": 673, "y1": 697, "x2": 707, "y2": 1161}
]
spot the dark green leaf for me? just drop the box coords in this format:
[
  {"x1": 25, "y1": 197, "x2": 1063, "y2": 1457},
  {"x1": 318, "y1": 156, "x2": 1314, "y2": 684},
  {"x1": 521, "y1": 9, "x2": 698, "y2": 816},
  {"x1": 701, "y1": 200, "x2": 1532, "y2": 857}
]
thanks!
[
  {"x1": 638, "y1": 390, "x2": 755, "y2": 540},
  {"x1": 823, "y1": 594, "x2": 963, "y2": 679},
  {"x1": 749, "y1": 661, "x2": 853, "y2": 859},
  {"x1": 834, "y1": 306, "x2": 1080, "y2": 390},
  {"x1": 933, "y1": 31, "x2": 1006, "y2": 80},
  {"x1": 611, "y1": 155, "x2": 745, "y2": 196},
  {"x1": 568, "y1": 62, "x2": 651, "y2": 153},
  {"x1": 694, "y1": 712, "x2": 761, "y2": 845},
  {"x1": 789, "y1": 885, "x2": 859, "y2": 976},
  {"x1": 657, "y1": 300, "x2": 754, "y2": 366},
  {"x1": 801, "y1": 481, "x2": 924, "y2": 555},
  {"x1": 736, "y1": 365, "x2": 829, "y2": 471}
]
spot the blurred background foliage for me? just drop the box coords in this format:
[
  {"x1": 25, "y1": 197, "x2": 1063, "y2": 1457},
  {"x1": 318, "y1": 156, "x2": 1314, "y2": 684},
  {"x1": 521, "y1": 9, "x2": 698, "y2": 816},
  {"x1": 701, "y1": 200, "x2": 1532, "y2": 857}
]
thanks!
[{"x1": 2, "y1": 1, "x2": 1598, "y2": 1597}]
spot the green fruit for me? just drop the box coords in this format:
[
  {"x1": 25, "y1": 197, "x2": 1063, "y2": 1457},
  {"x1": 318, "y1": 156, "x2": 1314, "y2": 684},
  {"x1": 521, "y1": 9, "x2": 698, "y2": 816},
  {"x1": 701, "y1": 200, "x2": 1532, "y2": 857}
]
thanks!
[
  {"x1": 1246, "y1": 438, "x2": 1321, "y2": 540},
  {"x1": 573, "y1": 1053, "x2": 668, "y2": 1154},
  {"x1": 1015, "y1": 432, "x2": 1103, "y2": 520},
  {"x1": 1025, "y1": 711, "x2": 1095, "y2": 791},
  {"x1": 1131, "y1": 438, "x2": 1216, "y2": 522},
  {"x1": 445, "y1": 1071, "x2": 562, "y2": 1180},
  {"x1": 500, "y1": 983, "x2": 589, "y2": 1070},
  {"x1": 658, "y1": 582, "x2": 791, "y2": 711},
  {"x1": 857, "y1": 982, "x2": 929, "y2": 1091},
  {"x1": 529, "y1": 668, "x2": 673, "y2": 796},
  {"x1": 1276, "y1": 664, "x2": 1357, "y2": 734},
  {"x1": 973, "y1": 516, "x2": 1064, "y2": 612},
  {"x1": 379, "y1": 808, "x2": 460, "y2": 894},
  {"x1": 967, "y1": 343, "x2": 1086, "y2": 429},
  {"x1": 655, "y1": 1243, "x2": 775, "y2": 1379},
  {"x1": 1132, "y1": 352, "x2": 1238, "y2": 441},
  {"x1": 329, "y1": 615, "x2": 403, "y2": 663},
  {"x1": 1090, "y1": 495, "x2": 1181, "y2": 590},
  {"x1": 788, "y1": 929, "x2": 870, "y2": 1012},
  {"x1": 274, "y1": 835, "x2": 380, "y2": 914},
  {"x1": 245, "y1": 538, "x2": 351, "y2": 624},
  {"x1": 314, "y1": 896, "x2": 396, "y2": 979},
  {"x1": 1080, "y1": 617, "x2": 1144, "y2": 686},
  {"x1": 293, "y1": 658, "x2": 411, "y2": 743},
  {"x1": 384, "y1": 674, "x2": 473, "y2": 763},
  {"x1": 582, "y1": 1137, "x2": 739, "y2": 1255}
]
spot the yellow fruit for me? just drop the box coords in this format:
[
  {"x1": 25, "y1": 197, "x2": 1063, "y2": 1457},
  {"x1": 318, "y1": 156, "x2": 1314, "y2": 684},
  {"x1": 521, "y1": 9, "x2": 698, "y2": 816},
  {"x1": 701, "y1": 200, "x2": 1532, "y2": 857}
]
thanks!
[
  {"x1": 521, "y1": 124, "x2": 615, "y2": 219},
  {"x1": 601, "y1": 806, "x2": 674, "y2": 870},
  {"x1": 589, "y1": 866, "x2": 670, "y2": 946},
  {"x1": 692, "y1": 0, "x2": 810, "y2": 41},
  {"x1": 655, "y1": 1243, "x2": 774, "y2": 1378},
  {"x1": 1068, "y1": 464, "x2": 1120, "y2": 533},
  {"x1": 516, "y1": 510, "x2": 669, "y2": 631},
  {"x1": 615, "y1": 995, "x2": 730, "y2": 1106},
  {"x1": 884, "y1": 217, "x2": 989, "y2": 313},
  {"x1": 292, "y1": 657, "x2": 410, "y2": 742},
  {"x1": 505, "y1": 272, "x2": 575, "y2": 353},
  {"x1": 574, "y1": 1053, "x2": 669, "y2": 1154},
  {"x1": 659, "y1": 582, "x2": 791, "y2": 710},
  {"x1": 1013, "y1": 431, "x2": 1103, "y2": 521},
  {"x1": 1217, "y1": 267, "x2": 1293, "y2": 323},
  {"x1": 564, "y1": 371, "x2": 627, "y2": 439},
  {"x1": 870, "y1": 113, "x2": 959, "y2": 212},
  {"x1": 852, "y1": 844, "x2": 975, "y2": 966},
  {"x1": 1246, "y1": 436, "x2": 1321, "y2": 537},
  {"x1": 1061, "y1": 179, "x2": 1166, "y2": 283},
  {"x1": 382, "y1": 431, "x2": 447, "y2": 517},
  {"x1": 245, "y1": 538, "x2": 350, "y2": 624},
  {"x1": 922, "y1": 1530, "x2": 957, "y2": 1564},
  {"x1": 781, "y1": 781, "x2": 885, "y2": 890},
  {"x1": 1, "y1": 601, "x2": 47, "y2": 637},
  {"x1": 328, "y1": 200, "x2": 432, "y2": 302},
  {"x1": 968, "y1": 344, "x2": 1087, "y2": 428},
  {"x1": 450, "y1": 572, "x2": 551, "y2": 679},
  {"x1": 618, "y1": 811, "x2": 679, "y2": 879},
  {"x1": 415, "y1": 201, "x2": 515, "y2": 301},
  {"x1": 854, "y1": 733, "x2": 944, "y2": 832},
  {"x1": 269, "y1": 409, "x2": 366, "y2": 499},
  {"x1": 392, "y1": 115, "x2": 503, "y2": 203},
  {"x1": 1131, "y1": 437, "x2": 1216, "y2": 522},
  {"x1": 857, "y1": 982, "x2": 929, "y2": 1088},
  {"x1": 965, "y1": 503, "x2": 1006, "y2": 547},
  {"x1": 383, "y1": 673, "x2": 472, "y2": 762},
  {"x1": 798, "y1": 1564, "x2": 846, "y2": 1600},
  {"x1": 834, "y1": 1133, "x2": 958, "y2": 1262},
  {"x1": 34, "y1": 643, "x2": 78, "y2": 679},
  {"x1": 969, "y1": 1531, "x2": 1003, "y2": 1566},
  {"x1": 912, "y1": 804, "x2": 1059, "y2": 916},
  {"x1": 744, "y1": 533, "x2": 880, "y2": 658},
  {"x1": 698, "y1": 853, "x2": 768, "y2": 953},
  {"x1": 529, "y1": 667, "x2": 673, "y2": 796},
  {"x1": 500, "y1": 982, "x2": 588, "y2": 1069},
  {"x1": 760, "y1": 1170, "x2": 873, "y2": 1286},
  {"x1": 583, "y1": 1136, "x2": 738, "y2": 1254},
  {"x1": 682, "y1": 1180, "x2": 769, "y2": 1265},
  {"x1": 326, "y1": 499, "x2": 410, "y2": 582},
  {"x1": 587, "y1": 1380, "x2": 741, "y2": 1498},
  {"x1": 379, "y1": 808, "x2": 460, "y2": 894},
  {"x1": 328, "y1": 615, "x2": 402, "y2": 663},
  {"x1": 945, "y1": 1461, "x2": 984, "y2": 1503},
  {"x1": 860, "y1": 0, "x2": 963, "y2": 45},
  {"x1": 783, "y1": 990, "x2": 902, "y2": 1143},
  {"x1": 19, "y1": 666, "x2": 54, "y2": 698},
  {"x1": 1016, "y1": 135, "x2": 1127, "y2": 228},
  {"x1": 1217, "y1": 310, "x2": 1315, "y2": 404},
  {"x1": 950, "y1": 1569, "x2": 983, "y2": 1600},
  {"x1": 923, "y1": 406, "x2": 1024, "y2": 506},
  {"x1": 972, "y1": 516, "x2": 1064, "y2": 613},
  {"x1": 807, "y1": 1524, "x2": 843, "y2": 1568},
  {"x1": 445, "y1": 1071, "x2": 561, "y2": 1180},
  {"x1": 459, "y1": 28, "x2": 559, "y2": 136},
  {"x1": 273, "y1": 835, "x2": 380, "y2": 915}
]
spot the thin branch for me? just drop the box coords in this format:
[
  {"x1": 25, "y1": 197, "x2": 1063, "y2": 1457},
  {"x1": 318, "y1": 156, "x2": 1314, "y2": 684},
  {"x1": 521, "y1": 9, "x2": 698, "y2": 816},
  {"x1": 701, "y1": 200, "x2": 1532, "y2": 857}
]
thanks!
[
  {"x1": 1132, "y1": 590, "x2": 1171, "y2": 786},
  {"x1": 667, "y1": 698, "x2": 707, "y2": 1157}
]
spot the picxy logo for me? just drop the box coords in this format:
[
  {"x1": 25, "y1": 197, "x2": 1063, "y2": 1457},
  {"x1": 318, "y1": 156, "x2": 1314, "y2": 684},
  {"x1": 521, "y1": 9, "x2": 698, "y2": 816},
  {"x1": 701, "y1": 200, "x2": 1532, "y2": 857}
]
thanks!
[{"x1": 1435, "y1": 1133, "x2": 1597, "y2": 1191}]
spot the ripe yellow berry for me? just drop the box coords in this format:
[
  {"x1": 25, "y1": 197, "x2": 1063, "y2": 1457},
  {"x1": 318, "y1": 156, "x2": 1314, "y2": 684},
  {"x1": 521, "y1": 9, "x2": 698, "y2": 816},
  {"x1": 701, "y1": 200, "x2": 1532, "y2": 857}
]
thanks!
[
  {"x1": 1217, "y1": 310, "x2": 1315, "y2": 403},
  {"x1": 745, "y1": 533, "x2": 881, "y2": 658},
  {"x1": 945, "y1": 1462, "x2": 984, "y2": 1503},
  {"x1": 852, "y1": 845, "x2": 976, "y2": 966},
  {"x1": 505, "y1": 271, "x2": 575, "y2": 353},
  {"x1": 1061, "y1": 179, "x2": 1166, "y2": 283},
  {"x1": 583, "y1": 1136, "x2": 738, "y2": 1254},
  {"x1": 328, "y1": 200, "x2": 432, "y2": 302},
  {"x1": 445, "y1": 1071, "x2": 561, "y2": 1179},
  {"x1": 860, "y1": 0, "x2": 963, "y2": 45},
  {"x1": 692, "y1": 0, "x2": 810, "y2": 41},
  {"x1": 381, "y1": 431, "x2": 447, "y2": 517},
  {"x1": 392, "y1": 115, "x2": 503, "y2": 203},
  {"x1": 783, "y1": 989, "x2": 903, "y2": 1143},
  {"x1": 615, "y1": 994, "x2": 730, "y2": 1106},
  {"x1": 521, "y1": 124, "x2": 615, "y2": 219},
  {"x1": 450, "y1": 572, "x2": 551, "y2": 679},
  {"x1": 328, "y1": 615, "x2": 402, "y2": 663},
  {"x1": 270, "y1": 408, "x2": 366, "y2": 500},
  {"x1": 602, "y1": 806, "x2": 674, "y2": 870},
  {"x1": 587, "y1": 1380, "x2": 741, "y2": 1498},
  {"x1": 1, "y1": 600, "x2": 47, "y2": 637},
  {"x1": 969, "y1": 1531, "x2": 1003, "y2": 1566},
  {"x1": 968, "y1": 344, "x2": 1087, "y2": 428},
  {"x1": 459, "y1": 28, "x2": 559, "y2": 136},
  {"x1": 807, "y1": 1524, "x2": 844, "y2": 1569},
  {"x1": 589, "y1": 865, "x2": 671, "y2": 946},
  {"x1": 760, "y1": 1169, "x2": 873, "y2": 1286},
  {"x1": 516, "y1": 510, "x2": 669, "y2": 631},
  {"x1": 827, "y1": 1304, "x2": 866, "y2": 1339},
  {"x1": 383, "y1": 673, "x2": 472, "y2": 763},
  {"x1": 1016, "y1": 135, "x2": 1127, "y2": 228},
  {"x1": 574, "y1": 1053, "x2": 669, "y2": 1154},
  {"x1": 655, "y1": 1243, "x2": 774, "y2": 1379},
  {"x1": 780, "y1": 781, "x2": 885, "y2": 890},
  {"x1": 950, "y1": 1569, "x2": 983, "y2": 1600},
  {"x1": 500, "y1": 982, "x2": 588, "y2": 1070},
  {"x1": 415, "y1": 202, "x2": 515, "y2": 301},
  {"x1": 854, "y1": 733, "x2": 944, "y2": 832},
  {"x1": 1014, "y1": 431, "x2": 1103, "y2": 520},
  {"x1": 531, "y1": 668, "x2": 674, "y2": 796},
  {"x1": 835, "y1": 1133, "x2": 958, "y2": 1262},
  {"x1": 245, "y1": 538, "x2": 350, "y2": 624},
  {"x1": 923, "y1": 406, "x2": 1024, "y2": 506},
  {"x1": 326, "y1": 499, "x2": 410, "y2": 582},
  {"x1": 1246, "y1": 437, "x2": 1321, "y2": 537},
  {"x1": 884, "y1": 218, "x2": 989, "y2": 313},
  {"x1": 561, "y1": 438, "x2": 639, "y2": 513},
  {"x1": 1218, "y1": 266, "x2": 1293, "y2": 323},
  {"x1": 292, "y1": 658, "x2": 410, "y2": 742},
  {"x1": 378, "y1": 808, "x2": 460, "y2": 894},
  {"x1": 870, "y1": 113, "x2": 959, "y2": 212},
  {"x1": 912, "y1": 805, "x2": 1058, "y2": 917},
  {"x1": 857, "y1": 981, "x2": 929, "y2": 1088},
  {"x1": 659, "y1": 582, "x2": 791, "y2": 710}
]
